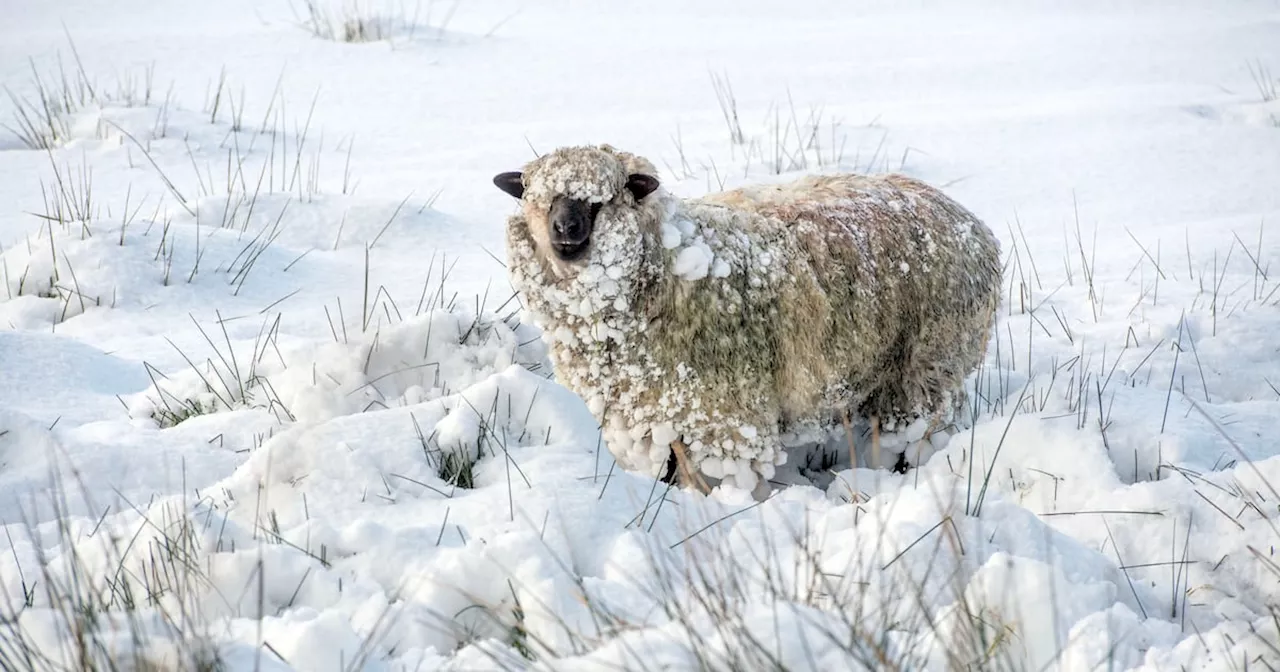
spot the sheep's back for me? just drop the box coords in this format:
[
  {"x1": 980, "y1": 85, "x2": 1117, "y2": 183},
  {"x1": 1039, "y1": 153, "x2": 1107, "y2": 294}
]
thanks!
[
  {"x1": 707, "y1": 173, "x2": 999, "y2": 310},
  {"x1": 700, "y1": 173, "x2": 1001, "y2": 415}
]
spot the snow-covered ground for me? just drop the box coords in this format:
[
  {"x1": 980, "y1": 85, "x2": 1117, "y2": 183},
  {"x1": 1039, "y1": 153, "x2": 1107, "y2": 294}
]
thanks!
[{"x1": 2, "y1": 0, "x2": 1280, "y2": 669}]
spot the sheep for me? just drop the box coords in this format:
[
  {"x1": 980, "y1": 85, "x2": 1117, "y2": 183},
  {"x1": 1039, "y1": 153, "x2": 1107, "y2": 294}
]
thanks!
[{"x1": 492, "y1": 144, "x2": 1001, "y2": 496}]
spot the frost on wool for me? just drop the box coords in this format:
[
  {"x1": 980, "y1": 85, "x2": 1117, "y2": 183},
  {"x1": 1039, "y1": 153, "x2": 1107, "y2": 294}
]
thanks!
[{"x1": 500, "y1": 145, "x2": 1002, "y2": 494}]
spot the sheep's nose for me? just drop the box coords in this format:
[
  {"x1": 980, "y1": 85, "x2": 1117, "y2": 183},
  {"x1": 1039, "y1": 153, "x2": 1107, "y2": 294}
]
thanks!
[
  {"x1": 549, "y1": 198, "x2": 593, "y2": 241},
  {"x1": 553, "y1": 218, "x2": 584, "y2": 240}
]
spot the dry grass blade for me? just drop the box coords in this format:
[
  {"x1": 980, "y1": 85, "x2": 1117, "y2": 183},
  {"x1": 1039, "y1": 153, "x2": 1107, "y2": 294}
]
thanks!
[{"x1": 103, "y1": 119, "x2": 196, "y2": 217}]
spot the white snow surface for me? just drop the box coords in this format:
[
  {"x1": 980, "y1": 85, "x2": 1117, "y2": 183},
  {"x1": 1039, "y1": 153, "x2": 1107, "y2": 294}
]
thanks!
[{"x1": 2, "y1": 0, "x2": 1280, "y2": 669}]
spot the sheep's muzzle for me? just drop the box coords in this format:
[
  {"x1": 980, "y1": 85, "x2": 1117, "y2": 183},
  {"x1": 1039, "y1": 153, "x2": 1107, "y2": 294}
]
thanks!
[{"x1": 548, "y1": 196, "x2": 599, "y2": 262}]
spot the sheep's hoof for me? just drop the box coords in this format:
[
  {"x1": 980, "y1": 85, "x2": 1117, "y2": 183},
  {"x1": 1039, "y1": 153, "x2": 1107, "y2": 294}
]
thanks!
[{"x1": 894, "y1": 410, "x2": 950, "y2": 474}]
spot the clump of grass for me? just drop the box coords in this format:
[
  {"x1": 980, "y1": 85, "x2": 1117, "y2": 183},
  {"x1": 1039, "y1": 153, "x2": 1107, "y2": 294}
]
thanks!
[
  {"x1": 506, "y1": 583, "x2": 535, "y2": 661},
  {"x1": 0, "y1": 154, "x2": 121, "y2": 324},
  {"x1": 414, "y1": 386, "x2": 543, "y2": 494},
  {"x1": 2, "y1": 59, "x2": 93, "y2": 150},
  {"x1": 140, "y1": 254, "x2": 541, "y2": 432},
  {"x1": 682, "y1": 74, "x2": 894, "y2": 185},
  {"x1": 2, "y1": 30, "x2": 160, "y2": 150},
  {"x1": 0, "y1": 464, "x2": 227, "y2": 671},
  {"x1": 1248, "y1": 59, "x2": 1278, "y2": 103},
  {"x1": 149, "y1": 398, "x2": 218, "y2": 429},
  {"x1": 36, "y1": 151, "x2": 98, "y2": 229},
  {"x1": 142, "y1": 311, "x2": 295, "y2": 428},
  {"x1": 293, "y1": 0, "x2": 447, "y2": 44},
  {"x1": 710, "y1": 70, "x2": 746, "y2": 147},
  {"x1": 437, "y1": 449, "x2": 477, "y2": 489}
]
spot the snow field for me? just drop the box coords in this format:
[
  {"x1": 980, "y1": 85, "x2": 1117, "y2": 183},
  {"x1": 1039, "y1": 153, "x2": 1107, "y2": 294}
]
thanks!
[{"x1": 1, "y1": 0, "x2": 1280, "y2": 669}]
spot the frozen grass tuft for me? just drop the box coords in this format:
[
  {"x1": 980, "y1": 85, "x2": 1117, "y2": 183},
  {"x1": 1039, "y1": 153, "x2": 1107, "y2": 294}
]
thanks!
[
  {"x1": 1248, "y1": 59, "x2": 1278, "y2": 103},
  {"x1": 710, "y1": 70, "x2": 746, "y2": 147},
  {"x1": 667, "y1": 74, "x2": 897, "y2": 189},
  {"x1": 436, "y1": 450, "x2": 477, "y2": 489},
  {"x1": 0, "y1": 156, "x2": 117, "y2": 325},
  {"x1": 0, "y1": 468, "x2": 228, "y2": 671},
  {"x1": 713, "y1": 74, "x2": 857, "y2": 175},
  {"x1": 134, "y1": 264, "x2": 548, "y2": 429},
  {"x1": 2, "y1": 36, "x2": 158, "y2": 150},
  {"x1": 292, "y1": 0, "x2": 454, "y2": 44},
  {"x1": 2, "y1": 60, "x2": 94, "y2": 151}
]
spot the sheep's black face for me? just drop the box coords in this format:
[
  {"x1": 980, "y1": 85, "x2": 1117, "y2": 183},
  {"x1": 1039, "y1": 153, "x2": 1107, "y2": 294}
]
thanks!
[
  {"x1": 548, "y1": 196, "x2": 601, "y2": 262},
  {"x1": 492, "y1": 164, "x2": 661, "y2": 266}
]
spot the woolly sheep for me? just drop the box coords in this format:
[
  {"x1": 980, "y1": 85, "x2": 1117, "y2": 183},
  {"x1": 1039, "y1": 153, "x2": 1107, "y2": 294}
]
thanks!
[{"x1": 493, "y1": 144, "x2": 1001, "y2": 496}]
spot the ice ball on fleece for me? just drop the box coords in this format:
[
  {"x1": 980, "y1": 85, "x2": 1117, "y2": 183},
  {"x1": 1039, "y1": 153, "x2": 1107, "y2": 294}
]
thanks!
[
  {"x1": 903, "y1": 439, "x2": 937, "y2": 468},
  {"x1": 729, "y1": 468, "x2": 758, "y2": 492},
  {"x1": 661, "y1": 221, "x2": 683, "y2": 249},
  {"x1": 649, "y1": 423, "x2": 679, "y2": 447},
  {"x1": 672, "y1": 242, "x2": 714, "y2": 281}
]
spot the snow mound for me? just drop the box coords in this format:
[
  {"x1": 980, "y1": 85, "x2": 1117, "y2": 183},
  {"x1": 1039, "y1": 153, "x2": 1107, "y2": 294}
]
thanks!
[{"x1": 128, "y1": 306, "x2": 550, "y2": 427}]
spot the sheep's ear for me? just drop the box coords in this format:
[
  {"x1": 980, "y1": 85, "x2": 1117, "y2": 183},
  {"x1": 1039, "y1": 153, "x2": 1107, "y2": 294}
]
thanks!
[
  {"x1": 493, "y1": 172, "x2": 525, "y2": 199},
  {"x1": 626, "y1": 174, "x2": 660, "y2": 201}
]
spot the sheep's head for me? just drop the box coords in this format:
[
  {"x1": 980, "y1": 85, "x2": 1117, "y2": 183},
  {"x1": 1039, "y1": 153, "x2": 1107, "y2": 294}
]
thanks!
[{"x1": 493, "y1": 145, "x2": 661, "y2": 265}]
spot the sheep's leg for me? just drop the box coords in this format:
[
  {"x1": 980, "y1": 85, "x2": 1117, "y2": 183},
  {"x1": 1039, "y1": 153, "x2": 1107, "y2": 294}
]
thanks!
[
  {"x1": 840, "y1": 411, "x2": 857, "y2": 465},
  {"x1": 870, "y1": 415, "x2": 882, "y2": 471},
  {"x1": 840, "y1": 411, "x2": 858, "y2": 492},
  {"x1": 671, "y1": 440, "x2": 711, "y2": 494},
  {"x1": 919, "y1": 406, "x2": 947, "y2": 444},
  {"x1": 900, "y1": 406, "x2": 951, "y2": 473}
]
